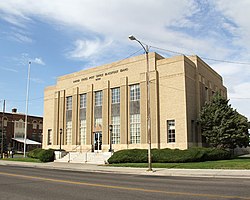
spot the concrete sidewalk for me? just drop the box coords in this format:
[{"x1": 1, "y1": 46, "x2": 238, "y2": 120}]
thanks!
[{"x1": 1, "y1": 160, "x2": 250, "y2": 179}]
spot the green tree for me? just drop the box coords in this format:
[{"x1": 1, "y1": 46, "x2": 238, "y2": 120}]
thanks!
[{"x1": 199, "y1": 93, "x2": 249, "y2": 150}]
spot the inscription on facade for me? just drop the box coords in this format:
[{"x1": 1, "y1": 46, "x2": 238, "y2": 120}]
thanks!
[{"x1": 72, "y1": 68, "x2": 128, "y2": 83}]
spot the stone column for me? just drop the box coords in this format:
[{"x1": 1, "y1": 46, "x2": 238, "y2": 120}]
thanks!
[
  {"x1": 53, "y1": 91, "x2": 60, "y2": 145},
  {"x1": 120, "y1": 77, "x2": 128, "y2": 146},
  {"x1": 59, "y1": 90, "x2": 66, "y2": 145},
  {"x1": 86, "y1": 84, "x2": 93, "y2": 148},
  {"x1": 72, "y1": 87, "x2": 79, "y2": 145},
  {"x1": 140, "y1": 73, "x2": 147, "y2": 145},
  {"x1": 102, "y1": 81, "x2": 110, "y2": 151},
  {"x1": 149, "y1": 71, "x2": 160, "y2": 148}
]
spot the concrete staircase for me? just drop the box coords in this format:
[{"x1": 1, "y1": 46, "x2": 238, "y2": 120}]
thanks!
[{"x1": 54, "y1": 152, "x2": 112, "y2": 165}]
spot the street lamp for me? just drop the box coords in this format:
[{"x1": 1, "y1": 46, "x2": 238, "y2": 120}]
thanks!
[
  {"x1": 109, "y1": 125, "x2": 113, "y2": 152},
  {"x1": 59, "y1": 128, "x2": 63, "y2": 158},
  {"x1": 129, "y1": 35, "x2": 152, "y2": 171},
  {"x1": 24, "y1": 61, "x2": 31, "y2": 157}
]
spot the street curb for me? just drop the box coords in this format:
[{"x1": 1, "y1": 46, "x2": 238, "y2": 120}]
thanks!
[{"x1": 1, "y1": 161, "x2": 250, "y2": 179}]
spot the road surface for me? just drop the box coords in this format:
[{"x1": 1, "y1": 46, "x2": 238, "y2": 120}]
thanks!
[{"x1": 0, "y1": 165, "x2": 249, "y2": 200}]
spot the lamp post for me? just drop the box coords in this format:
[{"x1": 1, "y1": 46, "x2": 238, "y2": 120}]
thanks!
[
  {"x1": 129, "y1": 35, "x2": 152, "y2": 171},
  {"x1": 24, "y1": 61, "x2": 31, "y2": 157},
  {"x1": 1, "y1": 100, "x2": 5, "y2": 158},
  {"x1": 60, "y1": 128, "x2": 62, "y2": 151},
  {"x1": 109, "y1": 125, "x2": 113, "y2": 152}
]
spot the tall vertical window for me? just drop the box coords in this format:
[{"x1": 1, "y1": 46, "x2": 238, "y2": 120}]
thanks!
[
  {"x1": 80, "y1": 120, "x2": 86, "y2": 145},
  {"x1": 111, "y1": 116, "x2": 120, "y2": 144},
  {"x1": 112, "y1": 87, "x2": 120, "y2": 104},
  {"x1": 94, "y1": 91, "x2": 102, "y2": 132},
  {"x1": 79, "y1": 93, "x2": 87, "y2": 145},
  {"x1": 66, "y1": 121, "x2": 72, "y2": 145},
  {"x1": 95, "y1": 91, "x2": 103, "y2": 106},
  {"x1": 167, "y1": 120, "x2": 175, "y2": 143},
  {"x1": 47, "y1": 129, "x2": 52, "y2": 145},
  {"x1": 66, "y1": 96, "x2": 72, "y2": 145},
  {"x1": 130, "y1": 84, "x2": 140, "y2": 144},
  {"x1": 130, "y1": 114, "x2": 140, "y2": 144},
  {"x1": 94, "y1": 118, "x2": 102, "y2": 128},
  {"x1": 130, "y1": 84, "x2": 140, "y2": 101},
  {"x1": 111, "y1": 87, "x2": 120, "y2": 144},
  {"x1": 80, "y1": 93, "x2": 87, "y2": 109},
  {"x1": 66, "y1": 96, "x2": 72, "y2": 110}
]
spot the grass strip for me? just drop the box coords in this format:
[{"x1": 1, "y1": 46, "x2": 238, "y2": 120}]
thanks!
[
  {"x1": 1, "y1": 157, "x2": 41, "y2": 163},
  {"x1": 109, "y1": 158, "x2": 250, "y2": 169}
]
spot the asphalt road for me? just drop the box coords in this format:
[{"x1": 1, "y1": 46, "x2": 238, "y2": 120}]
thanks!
[{"x1": 0, "y1": 165, "x2": 250, "y2": 200}]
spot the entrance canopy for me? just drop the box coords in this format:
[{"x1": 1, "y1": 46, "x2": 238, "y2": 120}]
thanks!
[{"x1": 12, "y1": 138, "x2": 41, "y2": 145}]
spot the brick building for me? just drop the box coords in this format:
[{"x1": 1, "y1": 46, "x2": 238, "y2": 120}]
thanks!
[{"x1": 0, "y1": 108, "x2": 43, "y2": 152}]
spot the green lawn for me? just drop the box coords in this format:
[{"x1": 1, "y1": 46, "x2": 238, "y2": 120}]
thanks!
[
  {"x1": 2, "y1": 157, "x2": 41, "y2": 163},
  {"x1": 109, "y1": 158, "x2": 250, "y2": 169}
]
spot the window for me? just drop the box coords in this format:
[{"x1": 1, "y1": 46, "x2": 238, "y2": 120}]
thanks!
[
  {"x1": 167, "y1": 120, "x2": 175, "y2": 143},
  {"x1": 80, "y1": 120, "x2": 86, "y2": 145},
  {"x1": 205, "y1": 87, "x2": 209, "y2": 102},
  {"x1": 111, "y1": 116, "x2": 120, "y2": 144},
  {"x1": 95, "y1": 91, "x2": 103, "y2": 106},
  {"x1": 3, "y1": 117, "x2": 7, "y2": 127},
  {"x1": 130, "y1": 114, "x2": 140, "y2": 144},
  {"x1": 66, "y1": 121, "x2": 72, "y2": 145},
  {"x1": 66, "y1": 96, "x2": 72, "y2": 110},
  {"x1": 130, "y1": 84, "x2": 140, "y2": 101},
  {"x1": 33, "y1": 121, "x2": 37, "y2": 129},
  {"x1": 95, "y1": 118, "x2": 102, "y2": 128},
  {"x1": 80, "y1": 93, "x2": 87, "y2": 109},
  {"x1": 48, "y1": 129, "x2": 52, "y2": 145},
  {"x1": 111, "y1": 88, "x2": 120, "y2": 104},
  {"x1": 39, "y1": 122, "x2": 43, "y2": 129}
]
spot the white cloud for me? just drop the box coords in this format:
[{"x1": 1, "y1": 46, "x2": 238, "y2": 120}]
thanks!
[
  {"x1": 211, "y1": 0, "x2": 250, "y2": 56},
  {"x1": 14, "y1": 53, "x2": 45, "y2": 66},
  {"x1": 1, "y1": 0, "x2": 250, "y2": 118},
  {"x1": 30, "y1": 77, "x2": 45, "y2": 84},
  {"x1": 229, "y1": 82, "x2": 250, "y2": 98},
  {"x1": 68, "y1": 38, "x2": 112, "y2": 60},
  {"x1": 31, "y1": 58, "x2": 45, "y2": 65},
  {"x1": 0, "y1": 67, "x2": 18, "y2": 73},
  {"x1": 10, "y1": 32, "x2": 33, "y2": 43}
]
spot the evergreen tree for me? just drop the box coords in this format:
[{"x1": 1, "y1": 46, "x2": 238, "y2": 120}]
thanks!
[{"x1": 199, "y1": 93, "x2": 249, "y2": 150}]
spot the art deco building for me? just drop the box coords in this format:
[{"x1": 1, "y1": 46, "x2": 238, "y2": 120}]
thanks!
[{"x1": 43, "y1": 53, "x2": 227, "y2": 152}]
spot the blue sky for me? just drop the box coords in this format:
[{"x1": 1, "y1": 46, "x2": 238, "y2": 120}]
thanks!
[{"x1": 0, "y1": 0, "x2": 250, "y2": 120}]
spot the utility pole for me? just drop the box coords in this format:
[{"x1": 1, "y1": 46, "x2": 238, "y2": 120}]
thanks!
[
  {"x1": 1, "y1": 100, "x2": 5, "y2": 158},
  {"x1": 129, "y1": 35, "x2": 152, "y2": 171},
  {"x1": 24, "y1": 61, "x2": 31, "y2": 157}
]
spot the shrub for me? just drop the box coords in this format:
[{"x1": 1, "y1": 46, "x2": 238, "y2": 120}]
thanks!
[
  {"x1": 108, "y1": 149, "x2": 148, "y2": 164},
  {"x1": 201, "y1": 148, "x2": 231, "y2": 161},
  {"x1": 27, "y1": 148, "x2": 43, "y2": 159},
  {"x1": 108, "y1": 147, "x2": 231, "y2": 164},
  {"x1": 38, "y1": 149, "x2": 55, "y2": 162}
]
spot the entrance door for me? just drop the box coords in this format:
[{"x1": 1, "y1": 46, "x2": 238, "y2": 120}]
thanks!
[{"x1": 94, "y1": 132, "x2": 102, "y2": 152}]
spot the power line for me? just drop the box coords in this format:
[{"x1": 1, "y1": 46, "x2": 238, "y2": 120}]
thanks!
[
  {"x1": 3, "y1": 48, "x2": 144, "y2": 103},
  {"x1": 150, "y1": 45, "x2": 250, "y2": 66},
  {"x1": 3, "y1": 45, "x2": 250, "y2": 104}
]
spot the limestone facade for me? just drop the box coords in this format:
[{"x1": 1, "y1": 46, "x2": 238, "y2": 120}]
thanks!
[{"x1": 43, "y1": 53, "x2": 227, "y2": 152}]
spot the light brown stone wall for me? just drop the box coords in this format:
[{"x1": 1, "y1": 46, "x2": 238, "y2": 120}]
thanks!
[{"x1": 43, "y1": 53, "x2": 227, "y2": 152}]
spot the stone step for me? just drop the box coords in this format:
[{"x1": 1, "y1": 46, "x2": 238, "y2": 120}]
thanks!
[{"x1": 54, "y1": 152, "x2": 112, "y2": 164}]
